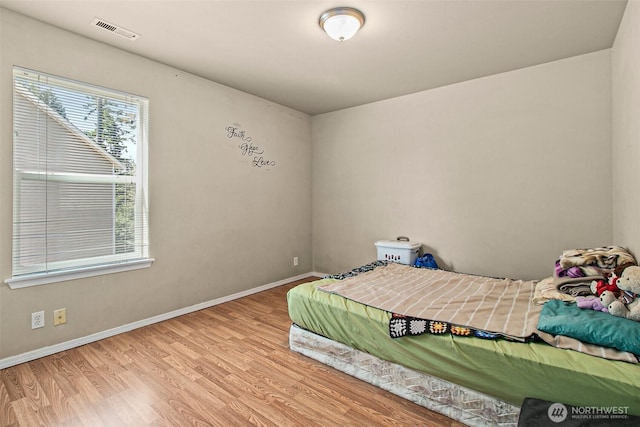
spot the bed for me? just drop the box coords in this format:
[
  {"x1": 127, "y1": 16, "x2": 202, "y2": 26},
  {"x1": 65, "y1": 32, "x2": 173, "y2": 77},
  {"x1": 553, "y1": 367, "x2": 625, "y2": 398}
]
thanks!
[{"x1": 287, "y1": 261, "x2": 640, "y2": 426}]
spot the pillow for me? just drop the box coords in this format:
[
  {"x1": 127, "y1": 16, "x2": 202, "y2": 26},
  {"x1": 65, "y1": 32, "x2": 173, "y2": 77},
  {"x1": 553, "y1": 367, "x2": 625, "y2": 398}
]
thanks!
[{"x1": 537, "y1": 299, "x2": 640, "y2": 356}]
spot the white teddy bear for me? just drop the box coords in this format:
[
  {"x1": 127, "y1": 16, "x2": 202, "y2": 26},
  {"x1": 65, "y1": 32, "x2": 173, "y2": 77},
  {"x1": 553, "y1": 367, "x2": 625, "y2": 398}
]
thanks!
[{"x1": 600, "y1": 266, "x2": 640, "y2": 322}]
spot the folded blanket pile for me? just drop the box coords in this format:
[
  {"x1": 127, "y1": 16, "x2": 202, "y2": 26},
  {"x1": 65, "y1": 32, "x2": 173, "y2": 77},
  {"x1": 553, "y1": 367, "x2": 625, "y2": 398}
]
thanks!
[
  {"x1": 554, "y1": 259, "x2": 604, "y2": 279},
  {"x1": 533, "y1": 246, "x2": 640, "y2": 362},
  {"x1": 559, "y1": 246, "x2": 636, "y2": 270},
  {"x1": 552, "y1": 246, "x2": 637, "y2": 298},
  {"x1": 560, "y1": 275, "x2": 609, "y2": 296}
]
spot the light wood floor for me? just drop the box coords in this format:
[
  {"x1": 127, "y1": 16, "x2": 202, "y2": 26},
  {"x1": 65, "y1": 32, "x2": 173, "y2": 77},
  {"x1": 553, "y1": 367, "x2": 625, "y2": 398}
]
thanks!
[{"x1": 0, "y1": 277, "x2": 464, "y2": 426}]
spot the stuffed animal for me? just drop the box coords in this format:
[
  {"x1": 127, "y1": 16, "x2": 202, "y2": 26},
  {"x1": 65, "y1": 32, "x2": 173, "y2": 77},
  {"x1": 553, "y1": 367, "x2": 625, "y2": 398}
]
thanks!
[
  {"x1": 590, "y1": 274, "x2": 620, "y2": 297},
  {"x1": 576, "y1": 296, "x2": 608, "y2": 312},
  {"x1": 601, "y1": 266, "x2": 640, "y2": 322}
]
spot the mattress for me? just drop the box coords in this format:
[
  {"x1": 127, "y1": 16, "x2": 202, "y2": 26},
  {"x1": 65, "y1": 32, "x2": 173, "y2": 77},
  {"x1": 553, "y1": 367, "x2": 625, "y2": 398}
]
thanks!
[
  {"x1": 289, "y1": 324, "x2": 520, "y2": 427},
  {"x1": 287, "y1": 278, "x2": 640, "y2": 415}
]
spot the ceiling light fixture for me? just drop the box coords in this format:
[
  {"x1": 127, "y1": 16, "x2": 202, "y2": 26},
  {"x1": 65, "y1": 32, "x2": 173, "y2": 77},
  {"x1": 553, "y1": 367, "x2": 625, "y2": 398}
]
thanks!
[{"x1": 319, "y1": 7, "x2": 365, "y2": 42}]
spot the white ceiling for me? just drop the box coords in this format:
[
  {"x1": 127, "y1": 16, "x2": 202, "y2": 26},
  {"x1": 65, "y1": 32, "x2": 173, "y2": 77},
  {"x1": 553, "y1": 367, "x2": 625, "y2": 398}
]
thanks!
[{"x1": 0, "y1": 0, "x2": 628, "y2": 115}]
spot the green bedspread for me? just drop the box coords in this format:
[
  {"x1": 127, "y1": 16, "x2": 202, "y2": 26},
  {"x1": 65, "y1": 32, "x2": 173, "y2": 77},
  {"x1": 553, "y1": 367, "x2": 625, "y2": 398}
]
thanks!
[{"x1": 287, "y1": 278, "x2": 640, "y2": 414}]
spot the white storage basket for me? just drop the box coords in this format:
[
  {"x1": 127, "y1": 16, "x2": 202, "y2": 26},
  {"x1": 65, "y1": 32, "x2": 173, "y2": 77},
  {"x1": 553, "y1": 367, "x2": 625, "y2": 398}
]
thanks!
[{"x1": 375, "y1": 238, "x2": 421, "y2": 265}]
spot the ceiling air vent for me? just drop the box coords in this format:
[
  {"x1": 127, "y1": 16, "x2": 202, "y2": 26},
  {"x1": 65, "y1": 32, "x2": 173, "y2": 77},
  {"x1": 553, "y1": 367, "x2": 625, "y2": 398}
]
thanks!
[{"x1": 90, "y1": 18, "x2": 140, "y2": 41}]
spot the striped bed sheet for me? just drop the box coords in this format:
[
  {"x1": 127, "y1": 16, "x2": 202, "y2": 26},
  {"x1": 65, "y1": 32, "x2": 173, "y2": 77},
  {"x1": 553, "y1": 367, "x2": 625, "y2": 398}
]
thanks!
[{"x1": 318, "y1": 262, "x2": 541, "y2": 341}]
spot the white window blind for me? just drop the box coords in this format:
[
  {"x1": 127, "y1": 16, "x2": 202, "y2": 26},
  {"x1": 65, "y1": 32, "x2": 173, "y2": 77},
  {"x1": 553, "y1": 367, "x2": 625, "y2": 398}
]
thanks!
[{"x1": 10, "y1": 67, "x2": 150, "y2": 284}]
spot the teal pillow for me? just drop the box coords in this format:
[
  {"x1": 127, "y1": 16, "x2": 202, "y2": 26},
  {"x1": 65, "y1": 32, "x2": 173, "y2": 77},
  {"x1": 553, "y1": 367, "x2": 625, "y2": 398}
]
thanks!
[{"x1": 537, "y1": 299, "x2": 640, "y2": 356}]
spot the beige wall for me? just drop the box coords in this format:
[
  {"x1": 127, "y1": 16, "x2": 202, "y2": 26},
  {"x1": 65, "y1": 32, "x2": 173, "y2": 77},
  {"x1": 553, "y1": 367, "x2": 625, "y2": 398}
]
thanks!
[
  {"x1": 312, "y1": 50, "x2": 613, "y2": 280},
  {"x1": 0, "y1": 9, "x2": 312, "y2": 360},
  {"x1": 612, "y1": 1, "x2": 640, "y2": 255},
  {"x1": 2, "y1": 4, "x2": 634, "y2": 363}
]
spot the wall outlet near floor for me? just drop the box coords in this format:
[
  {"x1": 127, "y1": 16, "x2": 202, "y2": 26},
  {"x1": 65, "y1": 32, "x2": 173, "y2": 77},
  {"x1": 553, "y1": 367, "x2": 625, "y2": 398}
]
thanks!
[
  {"x1": 54, "y1": 308, "x2": 67, "y2": 326},
  {"x1": 293, "y1": 256, "x2": 299, "y2": 266},
  {"x1": 32, "y1": 311, "x2": 45, "y2": 329}
]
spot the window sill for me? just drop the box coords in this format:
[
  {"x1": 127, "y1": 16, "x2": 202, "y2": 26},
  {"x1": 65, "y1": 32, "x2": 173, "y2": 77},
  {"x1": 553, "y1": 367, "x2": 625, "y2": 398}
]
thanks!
[{"x1": 5, "y1": 258, "x2": 155, "y2": 289}]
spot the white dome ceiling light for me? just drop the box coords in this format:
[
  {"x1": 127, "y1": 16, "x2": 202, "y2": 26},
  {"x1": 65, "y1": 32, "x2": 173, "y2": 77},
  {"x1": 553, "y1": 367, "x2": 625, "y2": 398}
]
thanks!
[{"x1": 319, "y1": 7, "x2": 365, "y2": 42}]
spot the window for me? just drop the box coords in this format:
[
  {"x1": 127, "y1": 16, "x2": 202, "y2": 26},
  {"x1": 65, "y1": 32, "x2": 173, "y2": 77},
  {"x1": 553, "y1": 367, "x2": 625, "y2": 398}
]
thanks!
[{"x1": 7, "y1": 67, "x2": 151, "y2": 288}]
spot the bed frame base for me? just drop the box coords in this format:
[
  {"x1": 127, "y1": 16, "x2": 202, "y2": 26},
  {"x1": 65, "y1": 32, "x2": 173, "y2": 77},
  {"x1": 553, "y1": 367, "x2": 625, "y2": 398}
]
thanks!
[{"x1": 289, "y1": 324, "x2": 520, "y2": 427}]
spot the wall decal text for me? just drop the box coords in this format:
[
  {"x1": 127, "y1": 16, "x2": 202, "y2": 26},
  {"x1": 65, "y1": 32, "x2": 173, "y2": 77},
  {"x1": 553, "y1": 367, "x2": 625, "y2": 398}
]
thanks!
[{"x1": 224, "y1": 124, "x2": 277, "y2": 169}]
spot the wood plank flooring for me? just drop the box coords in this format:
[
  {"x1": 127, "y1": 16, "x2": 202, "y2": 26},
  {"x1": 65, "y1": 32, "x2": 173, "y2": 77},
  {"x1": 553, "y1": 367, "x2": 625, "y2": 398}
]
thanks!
[{"x1": 0, "y1": 277, "x2": 464, "y2": 426}]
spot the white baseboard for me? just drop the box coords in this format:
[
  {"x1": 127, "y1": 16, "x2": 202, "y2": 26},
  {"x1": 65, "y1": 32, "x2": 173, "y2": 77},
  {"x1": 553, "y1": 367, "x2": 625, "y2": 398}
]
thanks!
[{"x1": 0, "y1": 272, "x2": 316, "y2": 369}]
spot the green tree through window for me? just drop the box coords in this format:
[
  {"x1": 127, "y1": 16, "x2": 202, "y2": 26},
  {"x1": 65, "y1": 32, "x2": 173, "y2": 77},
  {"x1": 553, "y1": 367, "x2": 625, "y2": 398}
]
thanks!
[{"x1": 83, "y1": 97, "x2": 137, "y2": 254}]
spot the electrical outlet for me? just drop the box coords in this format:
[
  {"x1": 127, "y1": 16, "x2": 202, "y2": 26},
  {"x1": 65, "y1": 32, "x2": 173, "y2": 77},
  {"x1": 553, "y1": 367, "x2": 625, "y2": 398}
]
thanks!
[
  {"x1": 54, "y1": 308, "x2": 67, "y2": 326},
  {"x1": 32, "y1": 311, "x2": 45, "y2": 329},
  {"x1": 293, "y1": 256, "x2": 299, "y2": 266}
]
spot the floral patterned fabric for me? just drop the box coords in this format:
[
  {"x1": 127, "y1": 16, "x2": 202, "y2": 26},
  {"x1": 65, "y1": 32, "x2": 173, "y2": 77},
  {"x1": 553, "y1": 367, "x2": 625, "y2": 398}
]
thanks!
[{"x1": 290, "y1": 324, "x2": 520, "y2": 427}]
